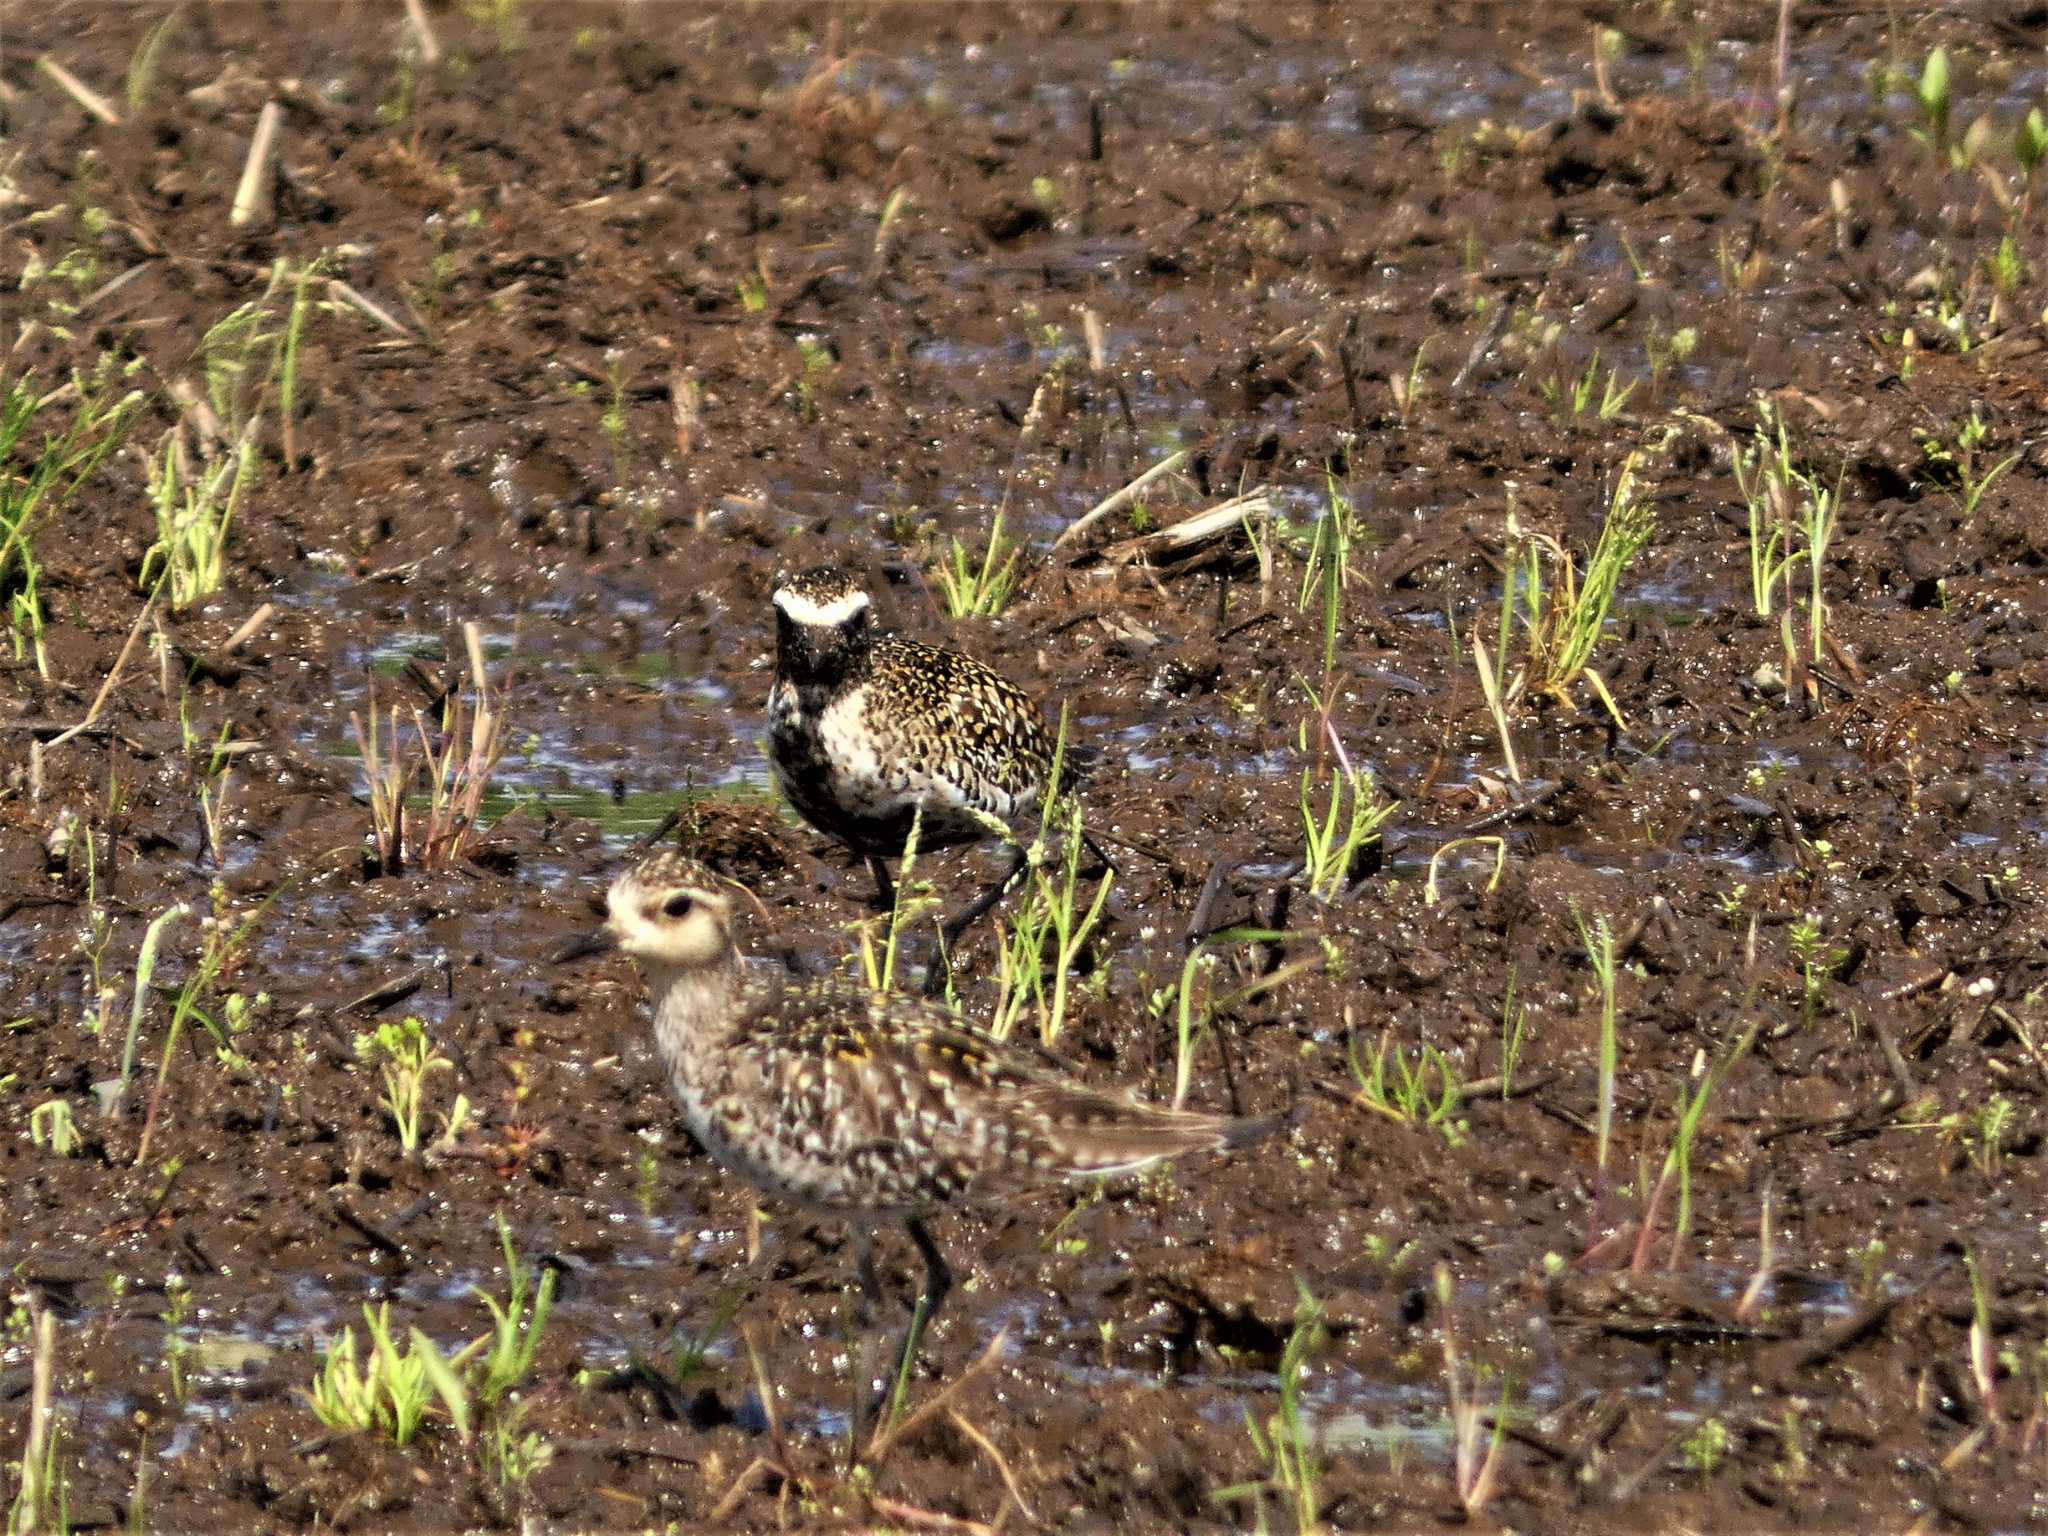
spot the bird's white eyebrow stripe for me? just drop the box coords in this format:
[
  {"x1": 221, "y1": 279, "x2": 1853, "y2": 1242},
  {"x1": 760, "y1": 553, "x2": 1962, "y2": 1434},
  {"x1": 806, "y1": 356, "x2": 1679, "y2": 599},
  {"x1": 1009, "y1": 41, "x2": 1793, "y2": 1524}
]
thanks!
[{"x1": 772, "y1": 588, "x2": 870, "y2": 626}]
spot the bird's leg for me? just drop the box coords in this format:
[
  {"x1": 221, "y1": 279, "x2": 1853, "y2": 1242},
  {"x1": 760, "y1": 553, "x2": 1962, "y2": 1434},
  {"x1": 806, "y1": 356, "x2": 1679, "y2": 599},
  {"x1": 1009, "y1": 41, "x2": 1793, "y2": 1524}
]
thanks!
[
  {"x1": 866, "y1": 855, "x2": 897, "y2": 911},
  {"x1": 848, "y1": 1228, "x2": 886, "y2": 1454},
  {"x1": 874, "y1": 1216, "x2": 955, "y2": 1428},
  {"x1": 922, "y1": 843, "x2": 1029, "y2": 997},
  {"x1": 853, "y1": 1228, "x2": 884, "y2": 1329}
]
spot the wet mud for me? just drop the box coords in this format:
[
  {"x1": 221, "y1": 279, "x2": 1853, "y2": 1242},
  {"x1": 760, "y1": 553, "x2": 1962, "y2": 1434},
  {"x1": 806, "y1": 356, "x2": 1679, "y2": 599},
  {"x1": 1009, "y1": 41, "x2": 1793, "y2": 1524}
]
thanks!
[{"x1": 4, "y1": 2, "x2": 2048, "y2": 1531}]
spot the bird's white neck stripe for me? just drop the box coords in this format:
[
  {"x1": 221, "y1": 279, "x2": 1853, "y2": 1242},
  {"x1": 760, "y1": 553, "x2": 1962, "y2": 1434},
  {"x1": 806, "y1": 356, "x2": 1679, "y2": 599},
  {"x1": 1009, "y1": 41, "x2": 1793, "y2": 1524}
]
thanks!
[{"x1": 774, "y1": 589, "x2": 870, "y2": 627}]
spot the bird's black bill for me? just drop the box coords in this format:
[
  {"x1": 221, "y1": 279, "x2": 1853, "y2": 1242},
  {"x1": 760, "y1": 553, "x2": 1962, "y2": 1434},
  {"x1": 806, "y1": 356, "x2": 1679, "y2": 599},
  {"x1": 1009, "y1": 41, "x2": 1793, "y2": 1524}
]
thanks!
[{"x1": 551, "y1": 927, "x2": 617, "y2": 964}]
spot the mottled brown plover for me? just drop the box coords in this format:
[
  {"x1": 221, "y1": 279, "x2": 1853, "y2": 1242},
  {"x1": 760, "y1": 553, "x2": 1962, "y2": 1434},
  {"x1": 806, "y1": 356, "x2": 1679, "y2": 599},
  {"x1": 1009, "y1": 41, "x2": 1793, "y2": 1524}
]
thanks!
[{"x1": 567, "y1": 850, "x2": 1283, "y2": 1415}]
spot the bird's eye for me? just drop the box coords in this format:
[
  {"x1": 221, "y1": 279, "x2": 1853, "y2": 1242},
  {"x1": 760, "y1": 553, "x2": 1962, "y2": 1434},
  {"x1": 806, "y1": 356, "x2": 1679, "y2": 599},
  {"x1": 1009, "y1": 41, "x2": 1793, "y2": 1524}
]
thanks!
[{"x1": 662, "y1": 892, "x2": 696, "y2": 919}]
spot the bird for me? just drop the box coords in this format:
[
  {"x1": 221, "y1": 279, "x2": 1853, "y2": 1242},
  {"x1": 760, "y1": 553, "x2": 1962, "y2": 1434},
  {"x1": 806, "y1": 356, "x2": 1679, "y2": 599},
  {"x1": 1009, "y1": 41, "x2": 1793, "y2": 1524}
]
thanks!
[
  {"x1": 564, "y1": 850, "x2": 1287, "y2": 1424},
  {"x1": 764, "y1": 563, "x2": 1059, "y2": 933}
]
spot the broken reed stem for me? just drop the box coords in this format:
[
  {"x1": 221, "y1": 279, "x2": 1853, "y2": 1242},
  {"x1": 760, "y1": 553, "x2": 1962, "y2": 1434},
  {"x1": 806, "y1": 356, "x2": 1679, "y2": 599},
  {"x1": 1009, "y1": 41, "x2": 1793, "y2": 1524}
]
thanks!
[
  {"x1": 18, "y1": 1303, "x2": 57, "y2": 1533},
  {"x1": 35, "y1": 582, "x2": 166, "y2": 799},
  {"x1": 864, "y1": 1326, "x2": 1009, "y2": 1463},
  {"x1": 1050, "y1": 449, "x2": 1189, "y2": 553},
  {"x1": 222, "y1": 602, "x2": 277, "y2": 655},
  {"x1": 230, "y1": 100, "x2": 284, "y2": 228},
  {"x1": 325, "y1": 278, "x2": 414, "y2": 339},
  {"x1": 944, "y1": 1407, "x2": 1038, "y2": 1526},
  {"x1": 402, "y1": 0, "x2": 443, "y2": 65},
  {"x1": 37, "y1": 54, "x2": 121, "y2": 124}
]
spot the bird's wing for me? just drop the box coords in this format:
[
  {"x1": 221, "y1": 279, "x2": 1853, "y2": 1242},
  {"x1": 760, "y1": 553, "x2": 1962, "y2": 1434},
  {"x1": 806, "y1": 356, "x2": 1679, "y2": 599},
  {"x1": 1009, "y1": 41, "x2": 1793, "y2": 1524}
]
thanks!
[
  {"x1": 865, "y1": 639, "x2": 1055, "y2": 802},
  {"x1": 734, "y1": 975, "x2": 1255, "y2": 1194}
]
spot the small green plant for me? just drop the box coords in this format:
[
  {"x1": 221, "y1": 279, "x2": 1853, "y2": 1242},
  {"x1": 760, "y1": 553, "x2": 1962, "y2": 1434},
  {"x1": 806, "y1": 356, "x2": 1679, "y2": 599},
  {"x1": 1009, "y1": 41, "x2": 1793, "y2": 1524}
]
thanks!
[
  {"x1": 306, "y1": 1316, "x2": 458, "y2": 1447},
  {"x1": 307, "y1": 1217, "x2": 551, "y2": 1450},
  {"x1": 9, "y1": 1307, "x2": 67, "y2": 1536},
  {"x1": 474, "y1": 1214, "x2": 556, "y2": 1405},
  {"x1": 307, "y1": 1308, "x2": 431, "y2": 1443},
  {"x1": 793, "y1": 335, "x2": 834, "y2": 420},
  {"x1": 1475, "y1": 459, "x2": 1654, "y2": 734},
  {"x1": 1498, "y1": 963, "x2": 1526, "y2": 1097},
  {"x1": 354, "y1": 1016, "x2": 452, "y2": 1153},
  {"x1": 28, "y1": 1099, "x2": 79, "y2": 1156},
  {"x1": 1918, "y1": 409, "x2": 2021, "y2": 521},
  {"x1": 1965, "y1": 1252, "x2": 1998, "y2": 1423},
  {"x1": 1541, "y1": 351, "x2": 1637, "y2": 419},
  {"x1": 1786, "y1": 914, "x2": 1845, "y2": 1023},
  {"x1": 481, "y1": 1400, "x2": 554, "y2": 1489},
  {"x1": 633, "y1": 1135, "x2": 662, "y2": 1215},
  {"x1": 115, "y1": 903, "x2": 188, "y2": 1112},
  {"x1": 161, "y1": 1276, "x2": 193, "y2": 1405},
  {"x1": 140, "y1": 424, "x2": 260, "y2": 610},
  {"x1": 736, "y1": 270, "x2": 768, "y2": 312},
  {"x1": 1731, "y1": 401, "x2": 1844, "y2": 663},
  {"x1": 932, "y1": 508, "x2": 1021, "y2": 618},
  {"x1": 1212, "y1": 1281, "x2": 1325, "y2": 1535},
  {"x1": 352, "y1": 623, "x2": 512, "y2": 875},
  {"x1": 1438, "y1": 1265, "x2": 1511, "y2": 1515},
  {"x1": 125, "y1": 7, "x2": 181, "y2": 112},
  {"x1": 849, "y1": 809, "x2": 933, "y2": 995},
  {"x1": 1987, "y1": 233, "x2": 2025, "y2": 296},
  {"x1": 986, "y1": 713, "x2": 1111, "y2": 1047},
  {"x1": 989, "y1": 793, "x2": 1112, "y2": 1047},
  {"x1": 1296, "y1": 690, "x2": 1394, "y2": 901},
  {"x1": 2015, "y1": 106, "x2": 2048, "y2": 213},
  {"x1": 1631, "y1": 1019, "x2": 1760, "y2": 1272},
  {"x1": 1643, "y1": 325, "x2": 1698, "y2": 392},
  {"x1": 599, "y1": 351, "x2": 630, "y2": 480},
  {"x1": 1908, "y1": 46, "x2": 1951, "y2": 164},
  {"x1": 1965, "y1": 1094, "x2": 2015, "y2": 1177},
  {"x1": 1349, "y1": 1032, "x2": 1467, "y2": 1145},
  {"x1": 1, "y1": 363, "x2": 146, "y2": 670},
  {"x1": 1573, "y1": 907, "x2": 1621, "y2": 1188},
  {"x1": 670, "y1": 1288, "x2": 744, "y2": 1388},
  {"x1": 1169, "y1": 929, "x2": 1308, "y2": 1111},
  {"x1": 1297, "y1": 477, "x2": 1361, "y2": 676},
  {"x1": 1682, "y1": 1417, "x2": 1731, "y2": 1480},
  {"x1": 460, "y1": 0, "x2": 527, "y2": 51}
]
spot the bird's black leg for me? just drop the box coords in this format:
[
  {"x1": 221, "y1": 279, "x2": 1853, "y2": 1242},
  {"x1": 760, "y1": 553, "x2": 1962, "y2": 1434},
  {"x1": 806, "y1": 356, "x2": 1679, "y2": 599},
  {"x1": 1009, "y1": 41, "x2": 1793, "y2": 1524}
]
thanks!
[
  {"x1": 853, "y1": 1229, "x2": 884, "y2": 1329},
  {"x1": 873, "y1": 1217, "x2": 954, "y2": 1429},
  {"x1": 922, "y1": 843, "x2": 1029, "y2": 997},
  {"x1": 848, "y1": 1228, "x2": 886, "y2": 1452},
  {"x1": 866, "y1": 855, "x2": 897, "y2": 911}
]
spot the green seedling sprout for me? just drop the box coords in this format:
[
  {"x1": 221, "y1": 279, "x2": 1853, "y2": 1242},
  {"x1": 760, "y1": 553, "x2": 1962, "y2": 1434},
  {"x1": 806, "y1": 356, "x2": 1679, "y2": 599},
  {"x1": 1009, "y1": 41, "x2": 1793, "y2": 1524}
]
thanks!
[
  {"x1": 1348, "y1": 1031, "x2": 1468, "y2": 1145},
  {"x1": 1297, "y1": 476, "x2": 1359, "y2": 676},
  {"x1": 28, "y1": 1100, "x2": 79, "y2": 1156},
  {"x1": 1630, "y1": 1017, "x2": 1759, "y2": 1272},
  {"x1": 1, "y1": 364, "x2": 146, "y2": 661},
  {"x1": 1212, "y1": 1281, "x2": 1325, "y2": 1534},
  {"x1": 1682, "y1": 1417, "x2": 1731, "y2": 1481},
  {"x1": 850, "y1": 807, "x2": 929, "y2": 994},
  {"x1": 1499, "y1": 962, "x2": 1526, "y2": 1098},
  {"x1": 472, "y1": 1214, "x2": 556, "y2": 1406},
  {"x1": 932, "y1": 508, "x2": 1021, "y2": 618},
  {"x1": 2016, "y1": 106, "x2": 2048, "y2": 214},
  {"x1": 1438, "y1": 1265, "x2": 1511, "y2": 1515},
  {"x1": 1296, "y1": 687, "x2": 1394, "y2": 901},
  {"x1": 115, "y1": 903, "x2": 188, "y2": 1108},
  {"x1": 984, "y1": 707, "x2": 1109, "y2": 1046},
  {"x1": 1572, "y1": 906, "x2": 1620, "y2": 1194},
  {"x1": 1910, "y1": 46, "x2": 1951, "y2": 164},
  {"x1": 353, "y1": 1017, "x2": 452, "y2": 1153},
  {"x1": 140, "y1": 421, "x2": 260, "y2": 611},
  {"x1": 1170, "y1": 929, "x2": 1310, "y2": 1111}
]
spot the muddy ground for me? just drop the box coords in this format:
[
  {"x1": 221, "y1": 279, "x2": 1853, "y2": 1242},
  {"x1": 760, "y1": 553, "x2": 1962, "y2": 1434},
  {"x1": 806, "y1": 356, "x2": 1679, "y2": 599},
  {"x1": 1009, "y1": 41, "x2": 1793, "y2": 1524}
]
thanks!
[{"x1": 4, "y1": 1, "x2": 2048, "y2": 1531}]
